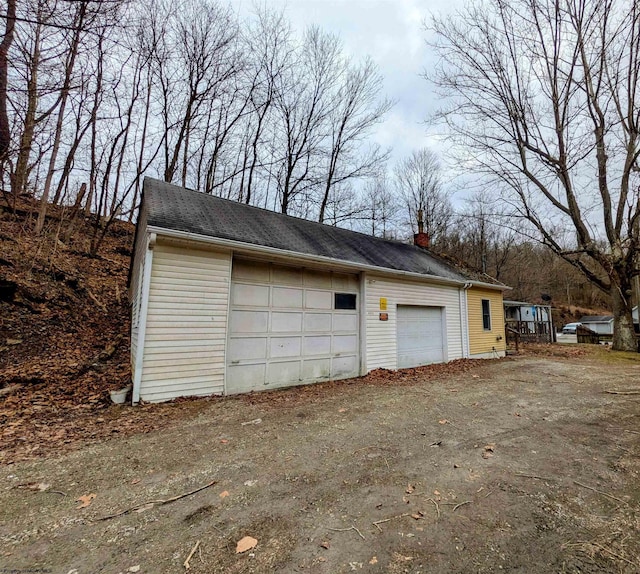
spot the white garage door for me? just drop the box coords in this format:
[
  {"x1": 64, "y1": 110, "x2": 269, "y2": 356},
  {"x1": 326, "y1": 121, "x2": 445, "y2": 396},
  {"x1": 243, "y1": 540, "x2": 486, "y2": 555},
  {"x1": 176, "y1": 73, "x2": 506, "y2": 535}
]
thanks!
[
  {"x1": 226, "y1": 259, "x2": 360, "y2": 394},
  {"x1": 397, "y1": 305, "x2": 445, "y2": 369}
]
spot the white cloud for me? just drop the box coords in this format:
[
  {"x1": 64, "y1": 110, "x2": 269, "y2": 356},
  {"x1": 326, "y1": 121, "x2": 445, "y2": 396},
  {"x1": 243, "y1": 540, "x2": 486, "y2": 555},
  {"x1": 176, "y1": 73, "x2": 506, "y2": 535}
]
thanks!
[{"x1": 234, "y1": 0, "x2": 464, "y2": 167}]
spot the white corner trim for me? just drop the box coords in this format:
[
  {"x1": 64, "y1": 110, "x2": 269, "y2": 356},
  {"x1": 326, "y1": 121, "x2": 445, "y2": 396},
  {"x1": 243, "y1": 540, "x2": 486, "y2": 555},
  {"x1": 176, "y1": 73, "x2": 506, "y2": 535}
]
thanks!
[
  {"x1": 222, "y1": 251, "x2": 233, "y2": 395},
  {"x1": 132, "y1": 233, "x2": 156, "y2": 404},
  {"x1": 359, "y1": 271, "x2": 367, "y2": 376},
  {"x1": 459, "y1": 287, "x2": 470, "y2": 359}
]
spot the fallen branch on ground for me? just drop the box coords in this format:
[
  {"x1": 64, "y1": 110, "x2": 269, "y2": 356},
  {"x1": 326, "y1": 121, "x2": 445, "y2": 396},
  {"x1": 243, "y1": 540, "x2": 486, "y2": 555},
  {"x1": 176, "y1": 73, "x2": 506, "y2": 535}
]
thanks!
[
  {"x1": 427, "y1": 498, "x2": 440, "y2": 520},
  {"x1": 515, "y1": 472, "x2": 554, "y2": 481},
  {"x1": 184, "y1": 540, "x2": 200, "y2": 570},
  {"x1": 573, "y1": 481, "x2": 627, "y2": 505},
  {"x1": 604, "y1": 389, "x2": 640, "y2": 395},
  {"x1": 565, "y1": 541, "x2": 640, "y2": 569},
  {"x1": 327, "y1": 525, "x2": 365, "y2": 540},
  {"x1": 453, "y1": 500, "x2": 471, "y2": 512},
  {"x1": 372, "y1": 513, "x2": 411, "y2": 531},
  {"x1": 95, "y1": 479, "x2": 217, "y2": 521}
]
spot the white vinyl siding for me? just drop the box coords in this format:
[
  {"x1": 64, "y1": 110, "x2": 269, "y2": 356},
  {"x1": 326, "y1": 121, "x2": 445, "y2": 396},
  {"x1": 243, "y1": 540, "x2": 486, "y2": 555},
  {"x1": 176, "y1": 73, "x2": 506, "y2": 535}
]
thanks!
[
  {"x1": 365, "y1": 275, "x2": 463, "y2": 370},
  {"x1": 139, "y1": 242, "x2": 231, "y2": 402}
]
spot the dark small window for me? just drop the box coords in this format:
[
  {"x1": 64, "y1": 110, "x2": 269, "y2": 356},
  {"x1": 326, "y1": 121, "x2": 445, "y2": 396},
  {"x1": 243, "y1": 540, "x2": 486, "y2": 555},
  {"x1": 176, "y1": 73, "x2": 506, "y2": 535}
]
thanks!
[
  {"x1": 482, "y1": 299, "x2": 492, "y2": 330},
  {"x1": 335, "y1": 293, "x2": 357, "y2": 310}
]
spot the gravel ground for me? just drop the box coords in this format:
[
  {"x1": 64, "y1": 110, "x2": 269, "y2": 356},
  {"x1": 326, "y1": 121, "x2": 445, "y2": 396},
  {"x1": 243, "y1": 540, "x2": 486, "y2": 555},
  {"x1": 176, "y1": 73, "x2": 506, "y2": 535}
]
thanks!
[{"x1": 1, "y1": 350, "x2": 640, "y2": 573}]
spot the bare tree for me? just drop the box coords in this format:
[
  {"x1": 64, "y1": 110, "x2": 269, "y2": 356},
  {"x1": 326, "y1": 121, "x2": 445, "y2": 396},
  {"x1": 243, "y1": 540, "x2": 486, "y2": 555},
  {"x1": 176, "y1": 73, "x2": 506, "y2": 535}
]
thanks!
[
  {"x1": 239, "y1": 7, "x2": 293, "y2": 205},
  {"x1": 0, "y1": 0, "x2": 16, "y2": 165},
  {"x1": 394, "y1": 148, "x2": 453, "y2": 246},
  {"x1": 446, "y1": 193, "x2": 517, "y2": 280},
  {"x1": 316, "y1": 57, "x2": 392, "y2": 223},
  {"x1": 361, "y1": 174, "x2": 398, "y2": 238},
  {"x1": 144, "y1": 0, "x2": 240, "y2": 186},
  {"x1": 430, "y1": 0, "x2": 640, "y2": 350},
  {"x1": 272, "y1": 26, "x2": 340, "y2": 215}
]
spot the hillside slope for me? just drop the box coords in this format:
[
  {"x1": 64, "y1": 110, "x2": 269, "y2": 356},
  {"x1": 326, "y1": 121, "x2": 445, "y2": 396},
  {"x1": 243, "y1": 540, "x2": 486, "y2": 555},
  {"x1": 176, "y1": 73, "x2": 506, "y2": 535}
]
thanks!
[{"x1": 0, "y1": 202, "x2": 134, "y2": 461}]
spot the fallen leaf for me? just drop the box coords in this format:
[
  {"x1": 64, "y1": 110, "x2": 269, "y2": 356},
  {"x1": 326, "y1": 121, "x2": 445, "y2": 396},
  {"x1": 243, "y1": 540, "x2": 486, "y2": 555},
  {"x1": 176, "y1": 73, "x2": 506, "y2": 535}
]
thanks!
[
  {"x1": 433, "y1": 490, "x2": 441, "y2": 496},
  {"x1": 438, "y1": 419, "x2": 449, "y2": 425},
  {"x1": 338, "y1": 408, "x2": 347, "y2": 413},
  {"x1": 236, "y1": 536, "x2": 258, "y2": 553},
  {"x1": 219, "y1": 490, "x2": 230, "y2": 498},
  {"x1": 369, "y1": 556, "x2": 378, "y2": 564},
  {"x1": 76, "y1": 493, "x2": 96, "y2": 509},
  {"x1": 482, "y1": 444, "x2": 495, "y2": 459},
  {"x1": 220, "y1": 439, "x2": 229, "y2": 444},
  {"x1": 318, "y1": 557, "x2": 327, "y2": 562},
  {"x1": 320, "y1": 541, "x2": 330, "y2": 549},
  {"x1": 411, "y1": 512, "x2": 424, "y2": 520},
  {"x1": 405, "y1": 484, "x2": 415, "y2": 494},
  {"x1": 131, "y1": 478, "x2": 140, "y2": 485}
]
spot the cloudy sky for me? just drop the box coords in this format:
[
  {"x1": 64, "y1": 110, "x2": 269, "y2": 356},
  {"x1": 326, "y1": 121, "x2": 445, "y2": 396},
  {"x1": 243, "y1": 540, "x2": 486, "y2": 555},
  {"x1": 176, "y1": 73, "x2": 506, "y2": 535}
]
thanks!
[{"x1": 236, "y1": 0, "x2": 464, "y2": 169}]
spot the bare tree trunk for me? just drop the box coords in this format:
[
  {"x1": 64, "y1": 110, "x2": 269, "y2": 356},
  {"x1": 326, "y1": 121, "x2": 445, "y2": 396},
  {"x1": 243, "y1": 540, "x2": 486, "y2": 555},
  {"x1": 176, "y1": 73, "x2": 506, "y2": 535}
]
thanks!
[
  {"x1": 0, "y1": 0, "x2": 16, "y2": 163},
  {"x1": 35, "y1": 1, "x2": 87, "y2": 233},
  {"x1": 13, "y1": 7, "x2": 41, "y2": 196},
  {"x1": 611, "y1": 274, "x2": 637, "y2": 351}
]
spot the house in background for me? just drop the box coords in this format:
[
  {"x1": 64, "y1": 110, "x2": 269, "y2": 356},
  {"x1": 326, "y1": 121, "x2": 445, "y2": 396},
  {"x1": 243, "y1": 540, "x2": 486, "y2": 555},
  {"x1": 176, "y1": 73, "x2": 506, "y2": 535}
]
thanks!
[
  {"x1": 504, "y1": 300, "x2": 554, "y2": 343},
  {"x1": 128, "y1": 178, "x2": 508, "y2": 403},
  {"x1": 579, "y1": 315, "x2": 614, "y2": 335}
]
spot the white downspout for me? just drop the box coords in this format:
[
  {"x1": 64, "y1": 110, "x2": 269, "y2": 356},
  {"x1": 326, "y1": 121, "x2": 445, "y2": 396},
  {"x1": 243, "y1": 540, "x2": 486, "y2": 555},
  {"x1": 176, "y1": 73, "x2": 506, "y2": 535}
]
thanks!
[
  {"x1": 132, "y1": 233, "x2": 156, "y2": 404},
  {"x1": 460, "y1": 282, "x2": 472, "y2": 359}
]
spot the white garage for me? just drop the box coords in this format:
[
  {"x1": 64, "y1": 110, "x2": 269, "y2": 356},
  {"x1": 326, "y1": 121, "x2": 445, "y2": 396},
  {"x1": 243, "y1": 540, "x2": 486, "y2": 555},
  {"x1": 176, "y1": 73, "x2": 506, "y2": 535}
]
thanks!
[
  {"x1": 396, "y1": 306, "x2": 445, "y2": 368},
  {"x1": 226, "y1": 259, "x2": 360, "y2": 394},
  {"x1": 129, "y1": 178, "x2": 508, "y2": 403}
]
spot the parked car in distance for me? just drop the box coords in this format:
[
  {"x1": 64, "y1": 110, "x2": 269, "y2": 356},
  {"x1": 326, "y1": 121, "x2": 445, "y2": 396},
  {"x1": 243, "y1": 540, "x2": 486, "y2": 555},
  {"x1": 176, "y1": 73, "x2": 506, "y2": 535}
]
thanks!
[{"x1": 561, "y1": 322, "x2": 582, "y2": 334}]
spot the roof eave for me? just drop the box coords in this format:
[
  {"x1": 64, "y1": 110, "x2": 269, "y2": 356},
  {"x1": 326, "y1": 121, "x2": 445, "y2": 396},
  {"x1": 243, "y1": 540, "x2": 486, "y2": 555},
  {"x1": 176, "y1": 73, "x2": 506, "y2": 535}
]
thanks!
[{"x1": 147, "y1": 225, "x2": 510, "y2": 291}]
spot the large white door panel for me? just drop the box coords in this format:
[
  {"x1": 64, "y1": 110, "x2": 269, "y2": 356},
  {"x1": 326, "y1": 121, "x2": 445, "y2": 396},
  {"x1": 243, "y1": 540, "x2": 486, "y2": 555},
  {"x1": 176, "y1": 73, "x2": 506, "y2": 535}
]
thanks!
[
  {"x1": 232, "y1": 283, "x2": 269, "y2": 306},
  {"x1": 230, "y1": 310, "x2": 268, "y2": 333},
  {"x1": 397, "y1": 305, "x2": 445, "y2": 368},
  {"x1": 304, "y1": 313, "x2": 332, "y2": 331},
  {"x1": 227, "y1": 260, "x2": 359, "y2": 394},
  {"x1": 272, "y1": 287, "x2": 303, "y2": 307},
  {"x1": 227, "y1": 337, "x2": 267, "y2": 361},
  {"x1": 271, "y1": 312, "x2": 303, "y2": 332}
]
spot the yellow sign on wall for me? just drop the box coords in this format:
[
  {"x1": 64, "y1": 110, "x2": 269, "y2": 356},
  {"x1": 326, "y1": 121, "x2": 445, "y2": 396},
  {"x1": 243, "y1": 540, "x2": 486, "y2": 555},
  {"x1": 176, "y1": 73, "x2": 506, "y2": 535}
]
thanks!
[{"x1": 379, "y1": 297, "x2": 387, "y2": 311}]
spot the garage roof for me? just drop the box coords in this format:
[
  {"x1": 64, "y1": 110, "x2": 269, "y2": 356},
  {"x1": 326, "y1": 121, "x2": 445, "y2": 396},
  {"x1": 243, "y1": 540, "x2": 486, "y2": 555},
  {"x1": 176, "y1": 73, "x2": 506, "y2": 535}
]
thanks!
[
  {"x1": 579, "y1": 315, "x2": 613, "y2": 323},
  {"x1": 142, "y1": 178, "x2": 496, "y2": 286}
]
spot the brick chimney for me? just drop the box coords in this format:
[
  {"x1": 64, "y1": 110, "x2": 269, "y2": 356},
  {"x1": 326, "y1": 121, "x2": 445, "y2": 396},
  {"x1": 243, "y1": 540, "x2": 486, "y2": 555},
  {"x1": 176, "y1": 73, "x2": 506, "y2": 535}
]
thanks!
[{"x1": 413, "y1": 208, "x2": 430, "y2": 249}]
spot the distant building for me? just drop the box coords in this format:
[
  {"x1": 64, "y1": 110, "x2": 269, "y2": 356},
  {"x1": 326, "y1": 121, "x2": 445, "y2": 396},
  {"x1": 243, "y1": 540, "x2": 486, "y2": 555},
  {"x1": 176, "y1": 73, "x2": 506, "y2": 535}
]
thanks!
[
  {"x1": 504, "y1": 300, "x2": 554, "y2": 343},
  {"x1": 579, "y1": 315, "x2": 614, "y2": 335}
]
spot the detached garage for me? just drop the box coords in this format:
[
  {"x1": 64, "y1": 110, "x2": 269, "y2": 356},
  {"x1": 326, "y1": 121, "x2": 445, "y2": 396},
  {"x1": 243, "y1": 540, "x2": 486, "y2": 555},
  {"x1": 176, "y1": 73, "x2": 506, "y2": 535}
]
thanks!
[{"x1": 128, "y1": 178, "x2": 507, "y2": 403}]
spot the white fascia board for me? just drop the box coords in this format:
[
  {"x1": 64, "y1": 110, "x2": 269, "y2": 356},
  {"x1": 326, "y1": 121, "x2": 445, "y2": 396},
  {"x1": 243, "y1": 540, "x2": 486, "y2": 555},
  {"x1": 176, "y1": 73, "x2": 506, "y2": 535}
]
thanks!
[{"x1": 147, "y1": 225, "x2": 509, "y2": 292}]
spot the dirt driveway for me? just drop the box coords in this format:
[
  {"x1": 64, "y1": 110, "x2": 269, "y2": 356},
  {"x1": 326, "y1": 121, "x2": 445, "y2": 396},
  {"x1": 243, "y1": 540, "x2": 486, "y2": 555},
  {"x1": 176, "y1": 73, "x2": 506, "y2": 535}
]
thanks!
[{"x1": 2, "y1": 350, "x2": 640, "y2": 573}]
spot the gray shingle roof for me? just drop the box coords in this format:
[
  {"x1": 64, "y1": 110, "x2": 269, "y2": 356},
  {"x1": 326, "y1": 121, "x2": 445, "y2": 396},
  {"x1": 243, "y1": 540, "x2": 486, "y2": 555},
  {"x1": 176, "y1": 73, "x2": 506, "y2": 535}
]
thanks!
[
  {"x1": 142, "y1": 178, "x2": 481, "y2": 284},
  {"x1": 579, "y1": 315, "x2": 613, "y2": 323}
]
